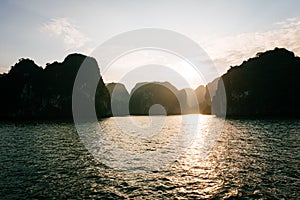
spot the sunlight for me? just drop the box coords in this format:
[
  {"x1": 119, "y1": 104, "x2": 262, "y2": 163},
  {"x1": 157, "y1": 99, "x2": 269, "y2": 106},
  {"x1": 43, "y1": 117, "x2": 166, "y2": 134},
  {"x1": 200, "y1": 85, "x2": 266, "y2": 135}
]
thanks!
[
  {"x1": 168, "y1": 115, "x2": 224, "y2": 198},
  {"x1": 101, "y1": 49, "x2": 206, "y2": 91}
]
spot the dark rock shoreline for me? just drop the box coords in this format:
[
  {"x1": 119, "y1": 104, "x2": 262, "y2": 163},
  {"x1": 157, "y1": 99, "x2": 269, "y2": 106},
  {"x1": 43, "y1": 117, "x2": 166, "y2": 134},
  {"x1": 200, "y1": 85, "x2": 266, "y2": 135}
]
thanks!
[{"x1": 0, "y1": 48, "x2": 299, "y2": 119}]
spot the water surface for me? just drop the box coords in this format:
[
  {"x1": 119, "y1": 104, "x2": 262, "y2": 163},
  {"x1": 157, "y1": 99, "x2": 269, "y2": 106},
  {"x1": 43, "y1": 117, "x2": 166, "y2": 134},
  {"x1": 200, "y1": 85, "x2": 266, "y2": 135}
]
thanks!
[{"x1": 0, "y1": 116, "x2": 299, "y2": 199}]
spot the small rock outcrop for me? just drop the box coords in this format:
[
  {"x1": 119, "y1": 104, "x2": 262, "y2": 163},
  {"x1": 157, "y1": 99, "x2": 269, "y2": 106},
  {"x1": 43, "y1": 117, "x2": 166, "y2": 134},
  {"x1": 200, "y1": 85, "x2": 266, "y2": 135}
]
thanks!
[
  {"x1": 128, "y1": 81, "x2": 213, "y2": 115},
  {"x1": 129, "y1": 82, "x2": 181, "y2": 115},
  {"x1": 106, "y1": 82, "x2": 130, "y2": 116}
]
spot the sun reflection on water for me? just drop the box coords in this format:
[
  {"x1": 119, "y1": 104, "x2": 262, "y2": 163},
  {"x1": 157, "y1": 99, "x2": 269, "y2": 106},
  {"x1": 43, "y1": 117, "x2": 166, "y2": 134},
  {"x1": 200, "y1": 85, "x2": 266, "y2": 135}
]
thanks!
[
  {"x1": 165, "y1": 114, "x2": 228, "y2": 198},
  {"x1": 86, "y1": 114, "x2": 226, "y2": 171}
]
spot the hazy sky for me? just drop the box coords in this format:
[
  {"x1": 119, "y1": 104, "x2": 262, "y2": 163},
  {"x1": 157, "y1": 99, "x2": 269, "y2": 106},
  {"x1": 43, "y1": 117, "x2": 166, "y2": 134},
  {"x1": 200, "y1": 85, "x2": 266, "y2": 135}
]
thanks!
[{"x1": 1, "y1": 0, "x2": 300, "y2": 90}]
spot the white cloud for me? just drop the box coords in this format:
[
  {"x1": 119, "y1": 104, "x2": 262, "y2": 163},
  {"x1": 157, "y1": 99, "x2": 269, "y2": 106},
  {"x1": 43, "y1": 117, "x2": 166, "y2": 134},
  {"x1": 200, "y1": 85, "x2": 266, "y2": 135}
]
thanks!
[
  {"x1": 202, "y1": 17, "x2": 300, "y2": 74},
  {"x1": 41, "y1": 18, "x2": 90, "y2": 50}
]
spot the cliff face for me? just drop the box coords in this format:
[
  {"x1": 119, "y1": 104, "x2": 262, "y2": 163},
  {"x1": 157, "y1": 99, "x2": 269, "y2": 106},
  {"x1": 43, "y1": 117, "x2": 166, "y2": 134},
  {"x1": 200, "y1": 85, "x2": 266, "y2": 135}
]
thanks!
[
  {"x1": 2, "y1": 48, "x2": 298, "y2": 119},
  {"x1": 0, "y1": 59, "x2": 44, "y2": 118},
  {"x1": 128, "y1": 82, "x2": 212, "y2": 115},
  {"x1": 0, "y1": 54, "x2": 111, "y2": 119},
  {"x1": 129, "y1": 82, "x2": 181, "y2": 115},
  {"x1": 177, "y1": 88, "x2": 199, "y2": 114},
  {"x1": 213, "y1": 48, "x2": 300, "y2": 117},
  {"x1": 194, "y1": 84, "x2": 214, "y2": 115},
  {"x1": 106, "y1": 82, "x2": 130, "y2": 116}
]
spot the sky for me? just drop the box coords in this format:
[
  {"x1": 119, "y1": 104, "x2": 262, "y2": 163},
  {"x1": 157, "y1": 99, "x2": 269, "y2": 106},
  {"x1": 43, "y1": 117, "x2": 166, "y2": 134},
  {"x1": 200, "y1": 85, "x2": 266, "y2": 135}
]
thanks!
[{"x1": 1, "y1": 0, "x2": 300, "y2": 90}]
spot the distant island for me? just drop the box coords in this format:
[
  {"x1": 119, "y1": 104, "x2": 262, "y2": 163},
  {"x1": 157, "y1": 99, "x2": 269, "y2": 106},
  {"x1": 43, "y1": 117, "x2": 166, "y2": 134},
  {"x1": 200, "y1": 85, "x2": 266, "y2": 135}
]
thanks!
[{"x1": 0, "y1": 48, "x2": 299, "y2": 119}]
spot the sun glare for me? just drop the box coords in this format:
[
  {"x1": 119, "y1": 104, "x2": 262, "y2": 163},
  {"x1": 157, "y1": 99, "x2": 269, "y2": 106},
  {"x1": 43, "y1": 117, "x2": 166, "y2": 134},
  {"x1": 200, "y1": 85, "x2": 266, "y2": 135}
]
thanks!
[{"x1": 101, "y1": 49, "x2": 206, "y2": 91}]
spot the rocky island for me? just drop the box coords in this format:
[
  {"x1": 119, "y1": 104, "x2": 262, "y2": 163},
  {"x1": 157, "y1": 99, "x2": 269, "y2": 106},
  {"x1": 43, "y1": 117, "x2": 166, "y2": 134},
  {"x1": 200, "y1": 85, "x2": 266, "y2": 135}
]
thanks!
[
  {"x1": 0, "y1": 48, "x2": 299, "y2": 119},
  {"x1": 0, "y1": 54, "x2": 111, "y2": 119},
  {"x1": 212, "y1": 48, "x2": 300, "y2": 117}
]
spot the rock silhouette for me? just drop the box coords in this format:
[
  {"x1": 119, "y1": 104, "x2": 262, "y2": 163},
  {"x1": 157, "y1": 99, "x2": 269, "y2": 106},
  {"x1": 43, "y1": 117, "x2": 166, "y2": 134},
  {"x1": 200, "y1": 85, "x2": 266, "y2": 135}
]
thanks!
[
  {"x1": 106, "y1": 82, "x2": 130, "y2": 116},
  {"x1": 0, "y1": 54, "x2": 111, "y2": 119},
  {"x1": 128, "y1": 82, "x2": 211, "y2": 115},
  {"x1": 213, "y1": 48, "x2": 300, "y2": 117},
  {"x1": 177, "y1": 88, "x2": 199, "y2": 114},
  {"x1": 129, "y1": 82, "x2": 181, "y2": 115},
  {"x1": 1, "y1": 48, "x2": 299, "y2": 119},
  {"x1": 194, "y1": 85, "x2": 211, "y2": 114},
  {"x1": 0, "y1": 59, "x2": 44, "y2": 118}
]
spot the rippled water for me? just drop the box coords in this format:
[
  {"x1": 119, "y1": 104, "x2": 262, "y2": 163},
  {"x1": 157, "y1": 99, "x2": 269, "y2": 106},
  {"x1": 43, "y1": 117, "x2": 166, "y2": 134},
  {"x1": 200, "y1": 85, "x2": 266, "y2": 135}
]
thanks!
[{"x1": 0, "y1": 116, "x2": 299, "y2": 199}]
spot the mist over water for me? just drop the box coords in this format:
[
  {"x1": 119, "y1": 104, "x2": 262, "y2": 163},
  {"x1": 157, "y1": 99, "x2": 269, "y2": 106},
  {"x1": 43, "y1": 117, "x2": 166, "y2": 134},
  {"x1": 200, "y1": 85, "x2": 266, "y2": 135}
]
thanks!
[{"x1": 0, "y1": 116, "x2": 299, "y2": 199}]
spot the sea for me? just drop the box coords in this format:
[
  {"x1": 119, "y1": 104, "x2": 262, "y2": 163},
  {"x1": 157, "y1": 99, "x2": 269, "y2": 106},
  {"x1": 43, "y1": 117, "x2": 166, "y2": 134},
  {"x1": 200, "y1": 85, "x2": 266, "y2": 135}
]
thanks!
[{"x1": 0, "y1": 115, "x2": 299, "y2": 199}]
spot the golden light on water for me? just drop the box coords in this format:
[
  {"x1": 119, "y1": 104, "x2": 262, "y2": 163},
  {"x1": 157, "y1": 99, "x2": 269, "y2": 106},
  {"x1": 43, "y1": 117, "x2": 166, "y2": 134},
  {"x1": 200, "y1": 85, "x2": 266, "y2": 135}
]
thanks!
[
  {"x1": 91, "y1": 114, "x2": 226, "y2": 171},
  {"x1": 163, "y1": 114, "x2": 229, "y2": 198}
]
